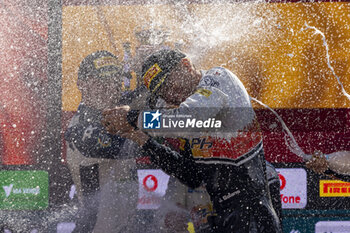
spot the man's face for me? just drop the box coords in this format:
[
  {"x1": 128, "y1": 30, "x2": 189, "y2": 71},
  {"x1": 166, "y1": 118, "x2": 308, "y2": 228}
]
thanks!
[
  {"x1": 157, "y1": 62, "x2": 193, "y2": 106},
  {"x1": 81, "y1": 75, "x2": 122, "y2": 110}
]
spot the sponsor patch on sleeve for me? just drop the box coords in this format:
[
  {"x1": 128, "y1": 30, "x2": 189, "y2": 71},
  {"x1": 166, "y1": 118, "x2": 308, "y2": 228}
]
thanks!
[
  {"x1": 97, "y1": 133, "x2": 112, "y2": 148},
  {"x1": 143, "y1": 63, "x2": 162, "y2": 88},
  {"x1": 195, "y1": 88, "x2": 212, "y2": 98},
  {"x1": 200, "y1": 76, "x2": 220, "y2": 88}
]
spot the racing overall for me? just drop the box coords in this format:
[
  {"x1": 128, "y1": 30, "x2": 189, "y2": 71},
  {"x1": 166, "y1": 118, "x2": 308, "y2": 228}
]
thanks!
[
  {"x1": 65, "y1": 104, "x2": 141, "y2": 233},
  {"x1": 140, "y1": 67, "x2": 282, "y2": 232}
]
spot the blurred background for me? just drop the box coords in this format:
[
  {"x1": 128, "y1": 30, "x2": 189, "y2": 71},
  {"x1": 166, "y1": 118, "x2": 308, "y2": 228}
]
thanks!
[{"x1": 1, "y1": 0, "x2": 350, "y2": 232}]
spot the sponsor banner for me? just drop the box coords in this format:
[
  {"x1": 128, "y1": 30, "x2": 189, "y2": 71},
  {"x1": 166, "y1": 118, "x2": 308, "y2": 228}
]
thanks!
[
  {"x1": 320, "y1": 180, "x2": 350, "y2": 197},
  {"x1": 283, "y1": 215, "x2": 350, "y2": 233},
  {"x1": 57, "y1": 222, "x2": 76, "y2": 233},
  {"x1": 315, "y1": 221, "x2": 350, "y2": 233},
  {"x1": 137, "y1": 169, "x2": 170, "y2": 210},
  {"x1": 277, "y1": 168, "x2": 307, "y2": 209},
  {"x1": 0, "y1": 170, "x2": 49, "y2": 210}
]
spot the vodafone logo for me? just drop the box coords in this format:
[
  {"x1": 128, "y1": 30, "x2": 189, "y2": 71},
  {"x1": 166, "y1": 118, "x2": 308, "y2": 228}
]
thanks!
[
  {"x1": 137, "y1": 169, "x2": 170, "y2": 210},
  {"x1": 143, "y1": 175, "x2": 158, "y2": 192},
  {"x1": 279, "y1": 173, "x2": 286, "y2": 191},
  {"x1": 276, "y1": 168, "x2": 307, "y2": 209}
]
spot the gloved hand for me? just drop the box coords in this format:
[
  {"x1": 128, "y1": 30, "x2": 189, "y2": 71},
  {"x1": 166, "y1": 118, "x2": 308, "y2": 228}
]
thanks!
[
  {"x1": 120, "y1": 129, "x2": 149, "y2": 147},
  {"x1": 101, "y1": 105, "x2": 133, "y2": 135},
  {"x1": 305, "y1": 151, "x2": 329, "y2": 174}
]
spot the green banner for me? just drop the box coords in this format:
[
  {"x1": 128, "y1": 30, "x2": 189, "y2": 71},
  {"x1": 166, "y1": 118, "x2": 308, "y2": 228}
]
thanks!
[{"x1": 0, "y1": 170, "x2": 49, "y2": 210}]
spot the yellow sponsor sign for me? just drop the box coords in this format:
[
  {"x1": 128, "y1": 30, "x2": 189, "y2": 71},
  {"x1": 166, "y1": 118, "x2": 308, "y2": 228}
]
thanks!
[{"x1": 320, "y1": 180, "x2": 350, "y2": 197}]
